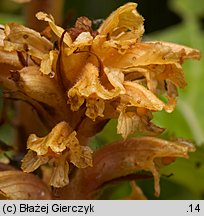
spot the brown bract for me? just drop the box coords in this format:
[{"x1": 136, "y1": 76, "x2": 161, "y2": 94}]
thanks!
[
  {"x1": 58, "y1": 137, "x2": 195, "y2": 199},
  {"x1": 0, "y1": 171, "x2": 52, "y2": 199}
]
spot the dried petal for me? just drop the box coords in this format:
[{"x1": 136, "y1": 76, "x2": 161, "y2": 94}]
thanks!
[
  {"x1": 49, "y1": 152, "x2": 69, "y2": 187},
  {"x1": 98, "y1": 3, "x2": 144, "y2": 41},
  {"x1": 117, "y1": 108, "x2": 164, "y2": 138},
  {"x1": 70, "y1": 145, "x2": 93, "y2": 168},
  {"x1": 64, "y1": 32, "x2": 93, "y2": 56},
  {"x1": 148, "y1": 41, "x2": 201, "y2": 61},
  {"x1": 68, "y1": 88, "x2": 85, "y2": 111},
  {"x1": 0, "y1": 171, "x2": 52, "y2": 199},
  {"x1": 27, "y1": 121, "x2": 73, "y2": 155},
  {"x1": 0, "y1": 27, "x2": 24, "y2": 68},
  {"x1": 122, "y1": 81, "x2": 165, "y2": 110},
  {"x1": 164, "y1": 81, "x2": 178, "y2": 113},
  {"x1": 40, "y1": 50, "x2": 58, "y2": 76},
  {"x1": 85, "y1": 98, "x2": 105, "y2": 121},
  {"x1": 117, "y1": 110, "x2": 140, "y2": 139},
  {"x1": 102, "y1": 41, "x2": 200, "y2": 71},
  {"x1": 4, "y1": 23, "x2": 52, "y2": 59},
  {"x1": 21, "y1": 150, "x2": 49, "y2": 172},
  {"x1": 104, "y1": 67, "x2": 125, "y2": 92},
  {"x1": 68, "y1": 63, "x2": 125, "y2": 119},
  {"x1": 157, "y1": 63, "x2": 187, "y2": 88},
  {"x1": 22, "y1": 121, "x2": 93, "y2": 188},
  {"x1": 36, "y1": 12, "x2": 72, "y2": 46},
  {"x1": 68, "y1": 63, "x2": 117, "y2": 100}
]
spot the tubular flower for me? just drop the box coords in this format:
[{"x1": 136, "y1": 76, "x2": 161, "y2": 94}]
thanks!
[
  {"x1": 0, "y1": 3, "x2": 200, "y2": 139},
  {"x1": 59, "y1": 3, "x2": 199, "y2": 138},
  {"x1": 37, "y1": 3, "x2": 200, "y2": 138},
  {"x1": 21, "y1": 121, "x2": 93, "y2": 187},
  {"x1": 1, "y1": 3, "x2": 200, "y2": 138}
]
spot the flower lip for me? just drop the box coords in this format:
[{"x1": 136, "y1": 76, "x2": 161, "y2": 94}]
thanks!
[{"x1": 21, "y1": 121, "x2": 93, "y2": 188}]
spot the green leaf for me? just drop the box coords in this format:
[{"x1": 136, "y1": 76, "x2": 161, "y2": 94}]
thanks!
[
  {"x1": 160, "y1": 146, "x2": 204, "y2": 199},
  {"x1": 0, "y1": 13, "x2": 23, "y2": 24},
  {"x1": 137, "y1": 177, "x2": 200, "y2": 200},
  {"x1": 169, "y1": 0, "x2": 204, "y2": 18},
  {"x1": 90, "y1": 119, "x2": 121, "y2": 149},
  {"x1": 99, "y1": 181, "x2": 131, "y2": 200}
]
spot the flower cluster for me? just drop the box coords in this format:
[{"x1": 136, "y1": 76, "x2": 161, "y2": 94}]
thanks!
[
  {"x1": 36, "y1": 3, "x2": 200, "y2": 139},
  {"x1": 0, "y1": 3, "x2": 200, "y2": 193}
]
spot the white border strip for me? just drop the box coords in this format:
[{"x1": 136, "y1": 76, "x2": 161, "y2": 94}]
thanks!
[{"x1": 0, "y1": 200, "x2": 203, "y2": 216}]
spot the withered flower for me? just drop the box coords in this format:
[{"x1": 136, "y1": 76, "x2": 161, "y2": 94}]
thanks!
[
  {"x1": 61, "y1": 3, "x2": 199, "y2": 138},
  {"x1": 21, "y1": 121, "x2": 92, "y2": 187},
  {"x1": 0, "y1": 2, "x2": 201, "y2": 199}
]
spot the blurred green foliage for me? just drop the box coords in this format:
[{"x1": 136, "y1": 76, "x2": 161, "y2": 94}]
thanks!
[
  {"x1": 0, "y1": 0, "x2": 204, "y2": 200},
  {"x1": 0, "y1": 0, "x2": 23, "y2": 24},
  {"x1": 151, "y1": 0, "x2": 204, "y2": 146}
]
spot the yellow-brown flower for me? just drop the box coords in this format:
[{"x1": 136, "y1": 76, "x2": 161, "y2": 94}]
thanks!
[
  {"x1": 21, "y1": 121, "x2": 93, "y2": 187},
  {"x1": 0, "y1": 3, "x2": 200, "y2": 198},
  {"x1": 36, "y1": 3, "x2": 200, "y2": 138},
  {"x1": 0, "y1": 2, "x2": 201, "y2": 193},
  {"x1": 1, "y1": 3, "x2": 200, "y2": 140}
]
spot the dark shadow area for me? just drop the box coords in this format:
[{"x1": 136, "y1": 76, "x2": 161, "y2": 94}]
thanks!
[{"x1": 63, "y1": 0, "x2": 182, "y2": 33}]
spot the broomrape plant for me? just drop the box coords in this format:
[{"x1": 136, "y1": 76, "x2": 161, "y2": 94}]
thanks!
[{"x1": 0, "y1": 2, "x2": 201, "y2": 199}]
